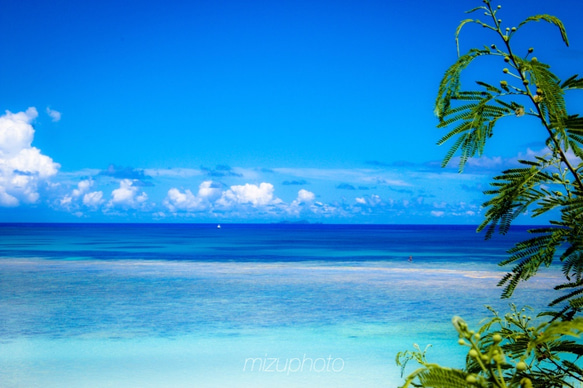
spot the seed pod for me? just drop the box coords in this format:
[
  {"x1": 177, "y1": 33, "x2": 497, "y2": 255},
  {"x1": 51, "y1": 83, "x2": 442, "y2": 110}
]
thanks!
[
  {"x1": 466, "y1": 374, "x2": 477, "y2": 384},
  {"x1": 493, "y1": 354, "x2": 505, "y2": 364},
  {"x1": 452, "y1": 316, "x2": 468, "y2": 334},
  {"x1": 469, "y1": 349, "x2": 479, "y2": 358},
  {"x1": 528, "y1": 47, "x2": 534, "y2": 53},
  {"x1": 523, "y1": 79, "x2": 529, "y2": 85},
  {"x1": 504, "y1": 56, "x2": 510, "y2": 62},
  {"x1": 503, "y1": 68, "x2": 509, "y2": 73},
  {"x1": 458, "y1": 339, "x2": 466, "y2": 346},
  {"x1": 493, "y1": 334, "x2": 502, "y2": 343},
  {"x1": 516, "y1": 361, "x2": 527, "y2": 371}
]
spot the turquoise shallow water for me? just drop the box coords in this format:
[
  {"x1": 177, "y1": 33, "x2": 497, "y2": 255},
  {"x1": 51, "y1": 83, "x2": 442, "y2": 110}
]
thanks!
[{"x1": 0, "y1": 224, "x2": 563, "y2": 387}]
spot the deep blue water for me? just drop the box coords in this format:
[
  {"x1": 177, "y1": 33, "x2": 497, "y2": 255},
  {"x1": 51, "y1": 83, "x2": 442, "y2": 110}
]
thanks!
[
  {"x1": 0, "y1": 223, "x2": 531, "y2": 263},
  {"x1": 0, "y1": 223, "x2": 562, "y2": 387}
]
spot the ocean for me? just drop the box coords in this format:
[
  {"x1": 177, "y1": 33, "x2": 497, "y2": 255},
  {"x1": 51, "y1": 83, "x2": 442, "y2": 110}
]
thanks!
[{"x1": 0, "y1": 223, "x2": 562, "y2": 387}]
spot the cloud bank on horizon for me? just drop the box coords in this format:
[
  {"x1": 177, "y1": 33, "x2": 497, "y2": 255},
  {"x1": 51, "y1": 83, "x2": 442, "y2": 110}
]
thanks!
[{"x1": 0, "y1": 106, "x2": 555, "y2": 224}]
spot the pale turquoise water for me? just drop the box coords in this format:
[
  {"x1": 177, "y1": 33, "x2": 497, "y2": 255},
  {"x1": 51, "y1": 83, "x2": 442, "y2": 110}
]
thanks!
[{"x1": 0, "y1": 224, "x2": 563, "y2": 387}]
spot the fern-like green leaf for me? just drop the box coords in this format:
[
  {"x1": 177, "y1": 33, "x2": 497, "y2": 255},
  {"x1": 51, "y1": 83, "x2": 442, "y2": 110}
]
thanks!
[
  {"x1": 475, "y1": 81, "x2": 502, "y2": 93},
  {"x1": 478, "y1": 164, "x2": 552, "y2": 238},
  {"x1": 519, "y1": 58, "x2": 567, "y2": 143},
  {"x1": 561, "y1": 74, "x2": 583, "y2": 89},
  {"x1": 498, "y1": 227, "x2": 569, "y2": 298},
  {"x1": 435, "y1": 49, "x2": 491, "y2": 119},
  {"x1": 414, "y1": 367, "x2": 469, "y2": 388},
  {"x1": 436, "y1": 91, "x2": 514, "y2": 171},
  {"x1": 530, "y1": 319, "x2": 583, "y2": 348},
  {"x1": 517, "y1": 14, "x2": 570, "y2": 47}
]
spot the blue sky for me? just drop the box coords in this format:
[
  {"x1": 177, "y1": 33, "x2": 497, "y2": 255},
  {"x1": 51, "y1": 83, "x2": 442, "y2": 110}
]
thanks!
[{"x1": 1, "y1": 0, "x2": 582, "y2": 223}]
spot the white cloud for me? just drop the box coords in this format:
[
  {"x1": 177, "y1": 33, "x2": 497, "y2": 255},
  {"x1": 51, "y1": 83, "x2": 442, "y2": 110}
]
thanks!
[
  {"x1": 355, "y1": 194, "x2": 382, "y2": 207},
  {"x1": 198, "y1": 180, "x2": 222, "y2": 200},
  {"x1": 0, "y1": 187, "x2": 19, "y2": 207},
  {"x1": 310, "y1": 201, "x2": 345, "y2": 217},
  {"x1": 467, "y1": 156, "x2": 502, "y2": 168},
  {"x1": 164, "y1": 188, "x2": 202, "y2": 212},
  {"x1": 83, "y1": 191, "x2": 104, "y2": 208},
  {"x1": 0, "y1": 108, "x2": 37, "y2": 155},
  {"x1": 60, "y1": 179, "x2": 103, "y2": 211},
  {"x1": 72, "y1": 179, "x2": 92, "y2": 197},
  {"x1": 296, "y1": 189, "x2": 315, "y2": 203},
  {"x1": 165, "y1": 181, "x2": 283, "y2": 214},
  {"x1": 111, "y1": 180, "x2": 135, "y2": 204},
  {"x1": 217, "y1": 182, "x2": 281, "y2": 207},
  {"x1": 60, "y1": 195, "x2": 73, "y2": 207},
  {"x1": 430, "y1": 211, "x2": 445, "y2": 217},
  {"x1": 163, "y1": 181, "x2": 222, "y2": 212},
  {"x1": 46, "y1": 107, "x2": 61, "y2": 122},
  {"x1": 109, "y1": 179, "x2": 148, "y2": 208},
  {"x1": 286, "y1": 189, "x2": 316, "y2": 215},
  {"x1": 0, "y1": 107, "x2": 60, "y2": 206}
]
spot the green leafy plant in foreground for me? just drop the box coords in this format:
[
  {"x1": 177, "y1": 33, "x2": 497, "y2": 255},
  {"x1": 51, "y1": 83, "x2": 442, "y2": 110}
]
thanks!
[
  {"x1": 397, "y1": 305, "x2": 583, "y2": 387},
  {"x1": 398, "y1": 0, "x2": 583, "y2": 386}
]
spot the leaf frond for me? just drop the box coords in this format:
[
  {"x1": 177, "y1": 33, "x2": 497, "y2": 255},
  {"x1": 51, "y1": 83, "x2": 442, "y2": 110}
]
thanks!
[{"x1": 517, "y1": 14, "x2": 569, "y2": 47}]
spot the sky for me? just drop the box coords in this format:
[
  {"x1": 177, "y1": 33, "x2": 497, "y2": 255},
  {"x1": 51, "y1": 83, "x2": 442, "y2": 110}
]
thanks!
[{"x1": 1, "y1": 0, "x2": 582, "y2": 224}]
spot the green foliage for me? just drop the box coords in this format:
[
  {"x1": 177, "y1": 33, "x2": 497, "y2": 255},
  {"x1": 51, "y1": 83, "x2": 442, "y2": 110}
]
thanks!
[
  {"x1": 398, "y1": 1, "x2": 583, "y2": 386},
  {"x1": 517, "y1": 15, "x2": 569, "y2": 47},
  {"x1": 434, "y1": 0, "x2": 583, "y2": 310},
  {"x1": 397, "y1": 305, "x2": 583, "y2": 388}
]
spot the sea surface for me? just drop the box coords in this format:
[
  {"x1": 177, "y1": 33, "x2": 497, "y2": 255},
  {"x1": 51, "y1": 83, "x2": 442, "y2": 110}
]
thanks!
[{"x1": 0, "y1": 223, "x2": 563, "y2": 387}]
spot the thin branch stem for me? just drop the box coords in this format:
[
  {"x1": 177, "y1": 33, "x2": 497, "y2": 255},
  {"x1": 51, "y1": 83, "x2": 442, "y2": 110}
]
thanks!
[{"x1": 547, "y1": 358, "x2": 579, "y2": 386}]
